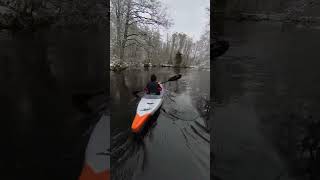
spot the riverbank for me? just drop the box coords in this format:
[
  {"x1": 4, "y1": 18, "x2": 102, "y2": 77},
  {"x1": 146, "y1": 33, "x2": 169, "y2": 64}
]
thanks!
[
  {"x1": 110, "y1": 59, "x2": 205, "y2": 72},
  {"x1": 216, "y1": 11, "x2": 320, "y2": 28}
]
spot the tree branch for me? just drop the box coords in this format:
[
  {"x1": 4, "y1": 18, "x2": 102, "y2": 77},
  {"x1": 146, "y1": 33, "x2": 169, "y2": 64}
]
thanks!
[
  {"x1": 125, "y1": 42, "x2": 144, "y2": 48},
  {"x1": 126, "y1": 38, "x2": 144, "y2": 45}
]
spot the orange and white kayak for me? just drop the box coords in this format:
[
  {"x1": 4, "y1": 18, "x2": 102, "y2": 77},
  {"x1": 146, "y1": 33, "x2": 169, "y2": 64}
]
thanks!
[
  {"x1": 79, "y1": 114, "x2": 110, "y2": 180},
  {"x1": 131, "y1": 84, "x2": 164, "y2": 133}
]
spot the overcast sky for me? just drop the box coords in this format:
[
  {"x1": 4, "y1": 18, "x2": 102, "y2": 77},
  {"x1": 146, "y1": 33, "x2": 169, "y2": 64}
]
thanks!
[{"x1": 159, "y1": 0, "x2": 209, "y2": 41}]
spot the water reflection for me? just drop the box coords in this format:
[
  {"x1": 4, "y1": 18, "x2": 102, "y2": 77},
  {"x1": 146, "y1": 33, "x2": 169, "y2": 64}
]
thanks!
[
  {"x1": 213, "y1": 56, "x2": 252, "y2": 106},
  {"x1": 0, "y1": 30, "x2": 107, "y2": 179},
  {"x1": 213, "y1": 21, "x2": 320, "y2": 180}
]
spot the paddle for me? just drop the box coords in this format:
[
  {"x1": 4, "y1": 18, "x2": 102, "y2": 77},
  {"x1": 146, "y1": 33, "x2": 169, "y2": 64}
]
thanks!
[
  {"x1": 160, "y1": 74, "x2": 182, "y2": 84},
  {"x1": 132, "y1": 74, "x2": 182, "y2": 97}
]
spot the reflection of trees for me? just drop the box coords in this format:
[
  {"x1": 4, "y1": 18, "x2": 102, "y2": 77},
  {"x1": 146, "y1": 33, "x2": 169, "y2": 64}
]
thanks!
[
  {"x1": 254, "y1": 78, "x2": 320, "y2": 179},
  {"x1": 194, "y1": 95, "x2": 211, "y2": 130},
  {"x1": 115, "y1": 73, "x2": 130, "y2": 102},
  {"x1": 173, "y1": 67, "x2": 181, "y2": 74},
  {"x1": 172, "y1": 68, "x2": 181, "y2": 93},
  {"x1": 213, "y1": 56, "x2": 246, "y2": 105}
]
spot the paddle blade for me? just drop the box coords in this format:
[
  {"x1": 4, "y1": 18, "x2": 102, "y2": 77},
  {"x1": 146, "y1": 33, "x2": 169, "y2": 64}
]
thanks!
[
  {"x1": 132, "y1": 90, "x2": 142, "y2": 97},
  {"x1": 168, "y1": 74, "x2": 182, "y2": 82},
  {"x1": 133, "y1": 90, "x2": 141, "y2": 94}
]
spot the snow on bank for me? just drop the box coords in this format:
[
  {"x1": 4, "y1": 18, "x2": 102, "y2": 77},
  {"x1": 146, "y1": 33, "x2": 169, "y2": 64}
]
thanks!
[
  {"x1": 110, "y1": 57, "x2": 128, "y2": 72},
  {"x1": 110, "y1": 58, "x2": 206, "y2": 72}
]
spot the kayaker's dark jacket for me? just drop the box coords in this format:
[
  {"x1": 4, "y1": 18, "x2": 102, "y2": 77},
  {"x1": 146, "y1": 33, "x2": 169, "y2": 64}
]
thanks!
[{"x1": 144, "y1": 81, "x2": 162, "y2": 95}]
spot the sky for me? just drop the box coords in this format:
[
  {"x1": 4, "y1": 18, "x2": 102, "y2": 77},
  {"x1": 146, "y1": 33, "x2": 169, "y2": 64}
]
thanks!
[{"x1": 159, "y1": 0, "x2": 210, "y2": 41}]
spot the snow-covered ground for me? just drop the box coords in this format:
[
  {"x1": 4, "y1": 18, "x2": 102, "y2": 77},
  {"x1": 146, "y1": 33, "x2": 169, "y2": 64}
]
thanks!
[{"x1": 110, "y1": 57, "x2": 129, "y2": 71}]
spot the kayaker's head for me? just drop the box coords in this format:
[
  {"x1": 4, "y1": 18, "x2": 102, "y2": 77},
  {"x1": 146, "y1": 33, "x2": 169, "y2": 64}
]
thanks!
[{"x1": 151, "y1": 74, "x2": 157, "y2": 82}]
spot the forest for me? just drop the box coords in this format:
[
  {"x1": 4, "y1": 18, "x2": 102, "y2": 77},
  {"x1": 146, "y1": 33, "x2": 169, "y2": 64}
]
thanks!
[
  {"x1": 0, "y1": 0, "x2": 210, "y2": 71},
  {"x1": 110, "y1": 0, "x2": 210, "y2": 70}
]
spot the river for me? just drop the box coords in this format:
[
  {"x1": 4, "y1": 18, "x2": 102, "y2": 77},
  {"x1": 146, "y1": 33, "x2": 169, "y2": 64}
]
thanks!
[
  {"x1": 213, "y1": 21, "x2": 320, "y2": 180},
  {"x1": 110, "y1": 67, "x2": 210, "y2": 180},
  {"x1": 0, "y1": 30, "x2": 108, "y2": 179}
]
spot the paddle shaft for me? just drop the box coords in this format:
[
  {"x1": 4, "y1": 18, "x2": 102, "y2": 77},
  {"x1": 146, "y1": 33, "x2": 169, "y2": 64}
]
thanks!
[
  {"x1": 161, "y1": 74, "x2": 182, "y2": 84},
  {"x1": 160, "y1": 80, "x2": 170, "y2": 84}
]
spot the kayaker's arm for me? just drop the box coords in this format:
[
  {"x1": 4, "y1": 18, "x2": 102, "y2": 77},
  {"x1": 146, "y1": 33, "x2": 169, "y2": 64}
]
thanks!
[
  {"x1": 144, "y1": 87, "x2": 149, "y2": 94},
  {"x1": 157, "y1": 83, "x2": 162, "y2": 92}
]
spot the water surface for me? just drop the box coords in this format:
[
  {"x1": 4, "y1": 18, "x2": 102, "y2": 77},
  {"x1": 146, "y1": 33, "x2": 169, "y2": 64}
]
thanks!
[
  {"x1": 213, "y1": 21, "x2": 320, "y2": 180},
  {"x1": 111, "y1": 68, "x2": 210, "y2": 180}
]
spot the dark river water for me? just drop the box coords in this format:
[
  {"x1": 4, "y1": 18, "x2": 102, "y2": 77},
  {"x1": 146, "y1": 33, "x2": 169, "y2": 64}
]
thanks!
[
  {"x1": 0, "y1": 30, "x2": 108, "y2": 179},
  {"x1": 213, "y1": 21, "x2": 320, "y2": 180},
  {"x1": 110, "y1": 68, "x2": 210, "y2": 180}
]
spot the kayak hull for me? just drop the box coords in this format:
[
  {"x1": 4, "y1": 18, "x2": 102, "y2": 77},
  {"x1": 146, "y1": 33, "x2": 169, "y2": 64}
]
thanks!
[
  {"x1": 79, "y1": 115, "x2": 110, "y2": 180},
  {"x1": 79, "y1": 163, "x2": 109, "y2": 180},
  {"x1": 131, "y1": 113, "x2": 151, "y2": 133},
  {"x1": 131, "y1": 84, "x2": 164, "y2": 133}
]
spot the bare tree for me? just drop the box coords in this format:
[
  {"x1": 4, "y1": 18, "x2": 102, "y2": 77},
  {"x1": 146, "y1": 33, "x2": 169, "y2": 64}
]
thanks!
[
  {"x1": 110, "y1": 1, "x2": 210, "y2": 68},
  {"x1": 110, "y1": 0, "x2": 171, "y2": 62}
]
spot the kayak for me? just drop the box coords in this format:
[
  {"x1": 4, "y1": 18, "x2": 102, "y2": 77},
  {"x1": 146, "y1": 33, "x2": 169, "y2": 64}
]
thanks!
[
  {"x1": 79, "y1": 115, "x2": 110, "y2": 180},
  {"x1": 131, "y1": 84, "x2": 164, "y2": 133}
]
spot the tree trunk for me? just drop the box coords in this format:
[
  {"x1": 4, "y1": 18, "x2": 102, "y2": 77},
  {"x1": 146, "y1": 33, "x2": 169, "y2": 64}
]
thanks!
[
  {"x1": 119, "y1": 0, "x2": 132, "y2": 61},
  {"x1": 169, "y1": 35, "x2": 176, "y2": 64},
  {"x1": 115, "y1": 0, "x2": 122, "y2": 58}
]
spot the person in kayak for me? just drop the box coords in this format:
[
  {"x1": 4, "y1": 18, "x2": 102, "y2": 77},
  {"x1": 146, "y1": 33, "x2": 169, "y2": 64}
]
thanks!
[{"x1": 144, "y1": 74, "x2": 162, "y2": 95}]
